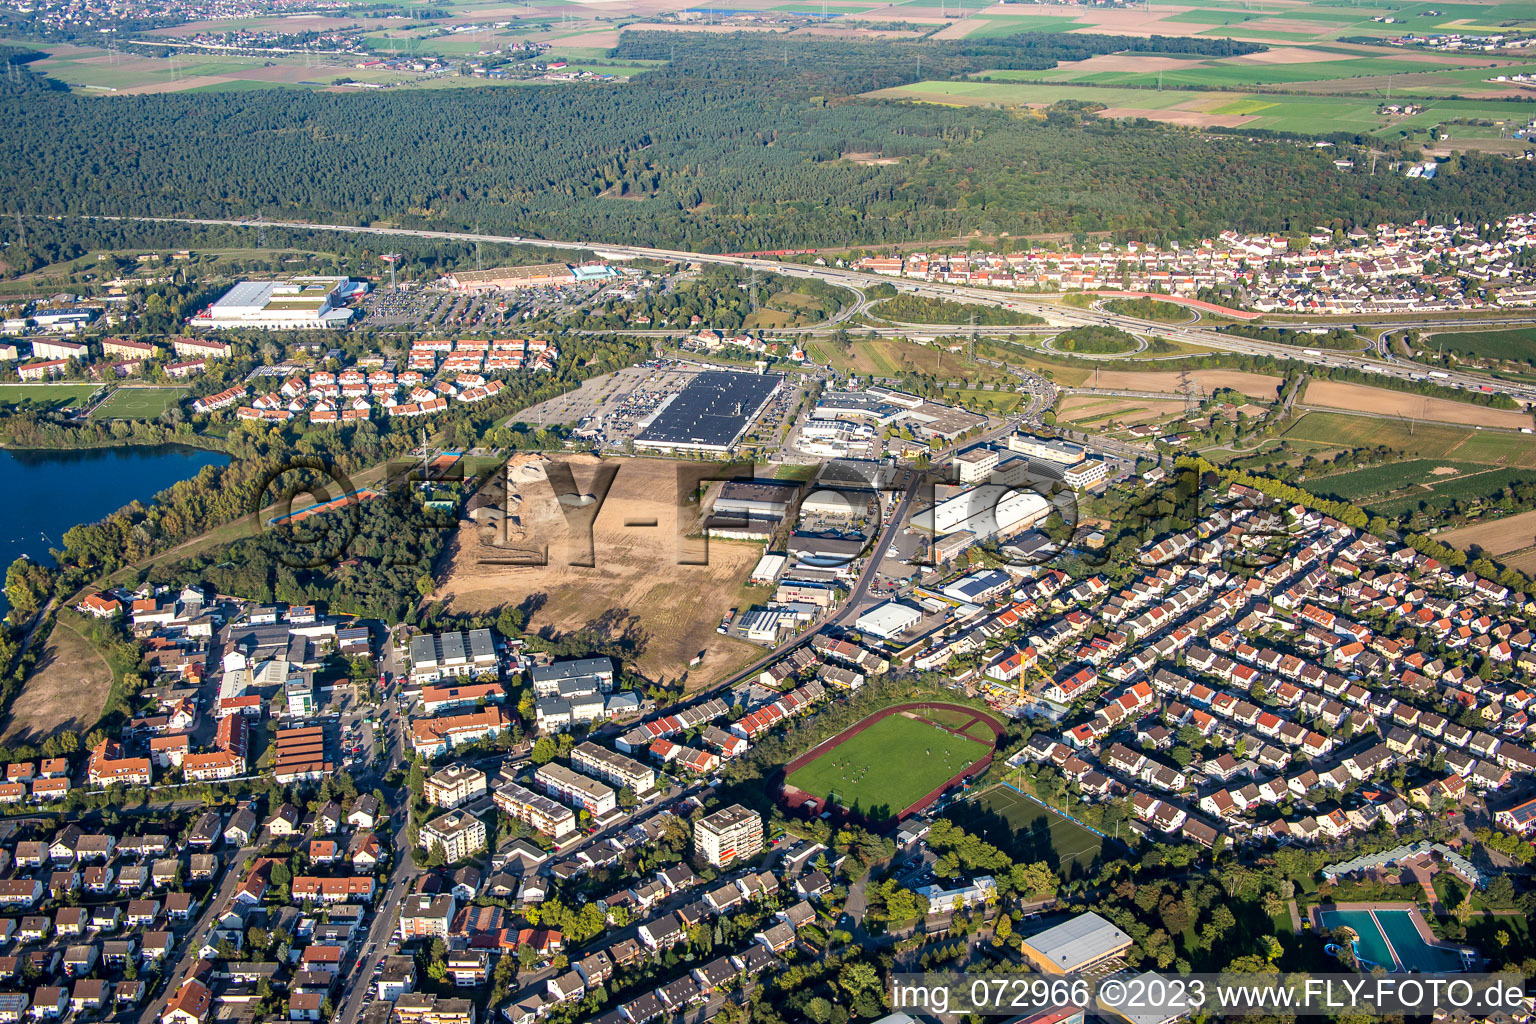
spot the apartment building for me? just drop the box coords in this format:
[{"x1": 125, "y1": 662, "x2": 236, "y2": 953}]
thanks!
[
  {"x1": 491, "y1": 779, "x2": 576, "y2": 841},
  {"x1": 424, "y1": 765, "x2": 487, "y2": 810},
  {"x1": 533, "y1": 763, "x2": 616, "y2": 817},
  {"x1": 419, "y1": 811, "x2": 486, "y2": 863},
  {"x1": 571, "y1": 742, "x2": 655, "y2": 795},
  {"x1": 408, "y1": 630, "x2": 498, "y2": 684},
  {"x1": 693, "y1": 804, "x2": 763, "y2": 868}
]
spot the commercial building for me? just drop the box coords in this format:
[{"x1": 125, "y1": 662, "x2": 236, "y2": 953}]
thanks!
[
  {"x1": 443, "y1": 264, "x2": 578, "y2": 292},
  {"x1": 854, "y1": 602, "x2": 923, "y2": 641},
  {"x1": 419, "y1": 811, "x2": 486, "y2": 863},
  {"x1": 954, "y1": 447, "x2": 1000, "y2": 484},
  {"x1": 409, "y1": 630, "x2": 498, "y2": 684},
  {"x1": 713, "y1": 481, "x2": 799, "y2": 519},
  {"x1": 913, "y1": 485, "x2": 1052, "y2": 543},
  {"x1": 1018, "y1": 911, "x2": 1133, "y2": 974},
  {"x1": 284, "y1": 676, "x2": 314, "y2": 717},
  {"x1": 571, "y1": 742, "x2": 655, "y2": 795},
  {"x1": 634, "y1": 370, "x2": 783, "y2": 454},
  {"x1": 492, "y1": 778, "x2": 576, "y2": 840},
  {"x1": 749, "y1": 553, "x2": 787, "y2": 585},
  {"x1": 694, "y1": 804, "x2": 763, "y2": 868},
  {"x1": 534, "y1": 763, "x2": 616, "y2": 816},
  {"x1": 1062, "y1": 459, "x2": 1110, "y2": 491},
  {"x1": 1007, "y1": 434, "x2": 1086, "y2": 466},
  {"x1": 707, "y1": 480, "x2": 798, "y2": 539},
  {"x1": 941, "y1": 569, "x2": 1013, "y2": 604},
  {"x1": 191, "y1": 278, "x2": 354, "y2": 330},
  {"x1": 424, "y1": 765, "x2": 488, "y2": 809}
]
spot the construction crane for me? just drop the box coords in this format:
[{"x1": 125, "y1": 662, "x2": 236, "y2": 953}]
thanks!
[{"x1": 1019, "y1": 653, "x2": 1049, "y2": 704}]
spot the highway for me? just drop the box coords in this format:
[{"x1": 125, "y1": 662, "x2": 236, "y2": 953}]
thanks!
[{"x1": 95, "y1": 215, "x2": 1536, "y2": 406}]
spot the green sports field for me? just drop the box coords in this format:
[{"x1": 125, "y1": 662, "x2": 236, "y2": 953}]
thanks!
[
  {"x1": 0, "y1": 383, "x2": 101, "y2": 410},
  {"x1": 90, "y1": 387, "x2": 187, "y2": 420},
  {"x1": 952, "y1": 783, "x2": 1106, "y2": 875},
  {"x1": 786, "y1": 712, "x2": 992, "y2": 819}
]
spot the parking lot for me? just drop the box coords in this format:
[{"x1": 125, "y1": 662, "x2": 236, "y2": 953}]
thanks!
[{"x1": 352, "y1": 278, "x2": 623, "y2": 331}]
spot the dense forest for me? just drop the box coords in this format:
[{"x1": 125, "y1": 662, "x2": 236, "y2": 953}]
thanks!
[
  {"x1": 613, "y1": 29, "x2": 1263, "y2": 99},
  {"x1": 6, "y1": 31, "x2": 1536, "y2": 259}
]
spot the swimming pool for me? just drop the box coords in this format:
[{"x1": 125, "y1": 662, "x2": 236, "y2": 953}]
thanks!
[
  {"x1": 1318, "y1": 908, "x2": 1465, "y2": 973},
  {"x1": 1320, "y1": 910, "x2": 1398, "y2": 970},
  {"x1": 1376, "y1": 911, "x2": 1465, "y2": 973}
]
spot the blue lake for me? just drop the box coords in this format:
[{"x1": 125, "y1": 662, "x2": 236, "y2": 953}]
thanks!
[{"x1": 0, "y1": 444, "x2": 230, "y2": 593}]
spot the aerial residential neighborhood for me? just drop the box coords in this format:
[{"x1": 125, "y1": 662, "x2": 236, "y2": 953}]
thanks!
[{"x1": 14, "y1": 2, "x2": 1536, "y2": 1019}]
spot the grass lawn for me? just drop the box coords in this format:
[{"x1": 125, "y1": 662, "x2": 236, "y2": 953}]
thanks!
[
  {"x1": 90, "y1": 386, "x2": 188, "y2": 420},
  {"x1": 786, "y1": 712, "x2": 992, "y2": 819},
  {"x1": 0, "y1": 383, "x2": 101, "y2": 411},
  {"x1": 1426, "y1": 325, "x2": 1536, "y2": 365},
  {"x1": 950, "y1": 783, "x2": 1106, "y2": 877}
]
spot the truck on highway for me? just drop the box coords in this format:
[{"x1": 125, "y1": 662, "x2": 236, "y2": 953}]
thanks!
[
  {"x1": 1428, "y1": 371, "x2": 1450, "y2": 379},
  {"x1": 1303, "y1": 349, "x2": 1323, "y2": 356}
]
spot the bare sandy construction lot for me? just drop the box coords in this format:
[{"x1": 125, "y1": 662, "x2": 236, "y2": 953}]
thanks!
[
  {"x1": 1074, "y1": 369, "x2": 1284, "y2": 400},
  {"x1": 436, "y1": 454, "x2": 764, "y2": 690},
  {"x1": 1302, "y1": 380, "x2": 1535, "y2": 429},
  {"x1": 1439, "y1": 508, "x2": 1536, "y2": 556},
  {"x1": 3, "y1": 619, "x2": 112, "y2": 746}
]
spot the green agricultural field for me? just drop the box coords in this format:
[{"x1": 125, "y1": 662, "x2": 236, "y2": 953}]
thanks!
[
  {"x1": 90, "y1": 387, "x2": 188, "y2": 420},
  {"x1": 1282, "y1": 412, "x2": 1536, "y2": 466},
  {"x1": 1305, "y1": 459, "x2": 1483, "y2": 501},
  {"x1": 874, "y1": 79, "x2": 1496, "y2": 134},
  {"x1": 1426, "y1": 326, "x2": 1536, "y2": 365},
  {"x1": 786, "y1": 712, "x2": 992, "y2": 819},
  {"x1": 1027, "y1": 55, "x2": 1448, "y2": 89},
  {"x1": 1401, "y1": 467, "x2": 1536, "y2": 505},
  {"x1": 0, "y1": 383, "x2": 102, "y2": 410},
  {"x1": 950, "y1": 783, "x2": 1107, "y2": 877},
  {"x1": 955, "y1": 15, "x2": 1086, "y2": 36}
]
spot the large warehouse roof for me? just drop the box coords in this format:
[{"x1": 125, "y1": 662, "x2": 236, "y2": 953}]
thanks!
[
  {"x1": 1019, "y1": 911, "x2": 1131, "y2": 972},
  {"x1": 854, "y1": 601, "x2": 923, "y2": 639},
  {"x1": 912, "y1": 485, "x2": 1050, "y2": 539},
  {"x1": 635, "y1": 370, "x2": 783, "y2": 451}
]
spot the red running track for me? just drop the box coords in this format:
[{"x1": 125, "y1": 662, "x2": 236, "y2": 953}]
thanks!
[{"x1": 778, "y1": 702, "x2": 1003, "y2": 826}]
